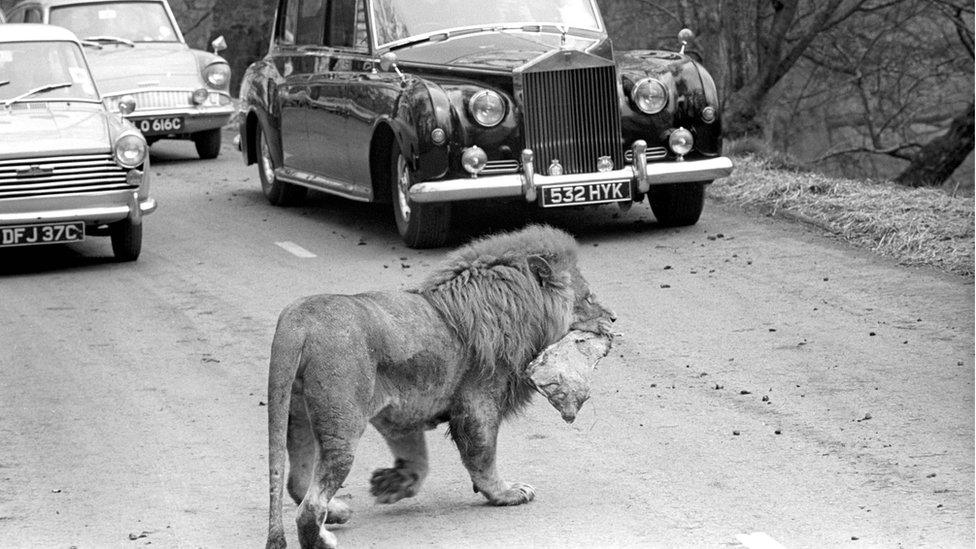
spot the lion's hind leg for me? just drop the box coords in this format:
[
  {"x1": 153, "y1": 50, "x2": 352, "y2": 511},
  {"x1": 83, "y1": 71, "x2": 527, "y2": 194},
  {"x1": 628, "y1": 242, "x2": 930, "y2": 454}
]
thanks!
[
  {"x1": 370, "y1": 430, "x2": 429, "y2": 504},
  {"x1": 295, "y1": 402, "x2": 367, "y2": 549},
  {"x1": 287, "y1": 390, "x2": 354, "y2": 525}
]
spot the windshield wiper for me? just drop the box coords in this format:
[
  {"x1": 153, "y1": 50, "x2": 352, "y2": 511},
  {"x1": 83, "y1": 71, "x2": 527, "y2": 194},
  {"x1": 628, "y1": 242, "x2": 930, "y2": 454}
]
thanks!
[
  {"x1": 0, "y1": 80, "x2": 9, "y2": 88},
  {"x1": 84, "y1": 35, "x2": 135, "y2": 47},
  {"x1": 80, "y1": 39, "x2": 105, "y2": 49},
  {"x1": 3, "y1": 82, "x2": 74, "y2": 108}
]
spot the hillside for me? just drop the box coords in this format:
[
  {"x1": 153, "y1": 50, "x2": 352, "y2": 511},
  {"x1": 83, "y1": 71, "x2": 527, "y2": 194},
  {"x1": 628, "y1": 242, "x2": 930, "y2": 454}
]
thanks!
[{"x1": 709, "y1": 156, "x2": 975, "y2": 277}]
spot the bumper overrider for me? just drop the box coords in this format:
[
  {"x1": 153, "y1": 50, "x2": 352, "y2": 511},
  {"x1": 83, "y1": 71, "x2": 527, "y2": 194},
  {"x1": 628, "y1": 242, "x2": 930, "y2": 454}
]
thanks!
[{"x1": 409, "y1": 140, "x2": 734, "y2": 204}]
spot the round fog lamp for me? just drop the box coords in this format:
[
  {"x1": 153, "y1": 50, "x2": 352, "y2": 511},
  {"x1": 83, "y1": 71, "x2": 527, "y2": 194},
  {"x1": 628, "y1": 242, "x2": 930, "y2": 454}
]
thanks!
[
  {"x1": 431, "y1": 128, "x2": 446, "y2": 145},
  {"x1": 192, "y1": 88, "x2": 209, "y2": 105},
  {"x1": 461, "y1": 146, "x2": 487, "y2": 176},
  {"x1": 668, "y1": 127, "x2": 694, "y2": 157}
]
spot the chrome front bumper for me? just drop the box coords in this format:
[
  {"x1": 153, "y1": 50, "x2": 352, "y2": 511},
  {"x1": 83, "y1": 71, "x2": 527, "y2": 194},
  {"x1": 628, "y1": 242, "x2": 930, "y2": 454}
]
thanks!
[{"x1": 410, "y1": 141, "x2": 734, "y2": 204}]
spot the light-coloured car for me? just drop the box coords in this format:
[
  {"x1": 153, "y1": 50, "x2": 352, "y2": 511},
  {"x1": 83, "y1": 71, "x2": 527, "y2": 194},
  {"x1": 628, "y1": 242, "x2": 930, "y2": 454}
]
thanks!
[
  {"x1": 5, "y1": 0, "x2": 233, "y2": 159},
  {"x1": 0, "y1": 24, "x2": 154, "y2": 261}
]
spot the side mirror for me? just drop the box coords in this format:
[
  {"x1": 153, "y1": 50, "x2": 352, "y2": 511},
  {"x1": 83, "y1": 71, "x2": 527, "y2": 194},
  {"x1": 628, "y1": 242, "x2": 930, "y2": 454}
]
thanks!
[
  {"x1": 379, "y1": 52, "x2": 398, "y2": 72},
  {"x1": 378, "y1": 51, "x2": 407, "y2": 86},
  {"x1": 678, "y1": 28, "x2": 694, "y2": 55},
  {"x1": 118, "y1": 94, "x2": 136, "y2": 115},
  {"x1": 211, "y1": 35, "x2": 227, "y2": 54}
]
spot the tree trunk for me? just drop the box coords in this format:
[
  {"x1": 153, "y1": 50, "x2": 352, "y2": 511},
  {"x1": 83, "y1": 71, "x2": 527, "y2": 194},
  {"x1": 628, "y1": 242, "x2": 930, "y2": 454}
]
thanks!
[{"x1": 894, "y1": 103, "x2": 975, "y2": 187}]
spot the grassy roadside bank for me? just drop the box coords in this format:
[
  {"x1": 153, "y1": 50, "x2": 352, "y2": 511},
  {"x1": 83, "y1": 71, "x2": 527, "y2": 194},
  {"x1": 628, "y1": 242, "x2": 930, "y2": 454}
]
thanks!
[{"x1": 708, "y1": 156, "x2": 975, "y2": 278}]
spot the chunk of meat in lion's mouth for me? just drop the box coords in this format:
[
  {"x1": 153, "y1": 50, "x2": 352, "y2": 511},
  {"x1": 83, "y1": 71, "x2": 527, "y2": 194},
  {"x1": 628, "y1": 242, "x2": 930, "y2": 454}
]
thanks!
[{"x1": 525, "y1": 330, "x2": 614, "y2": 423}]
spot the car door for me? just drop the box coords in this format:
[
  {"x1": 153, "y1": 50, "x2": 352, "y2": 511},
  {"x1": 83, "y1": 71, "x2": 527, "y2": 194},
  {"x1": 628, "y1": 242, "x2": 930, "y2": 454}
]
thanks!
[
  {"x1": 275, "y1": 0, "x2": 327, "y2": 174},
  {"x1": 302, "y1": 0, "x2": 362, "y2": 188}
]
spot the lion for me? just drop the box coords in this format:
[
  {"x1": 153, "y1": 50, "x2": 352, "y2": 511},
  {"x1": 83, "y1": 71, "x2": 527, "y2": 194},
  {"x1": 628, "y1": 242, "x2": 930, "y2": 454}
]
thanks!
[{"x1": 265, "y1": 225, "x2": 616, "y2": 549}]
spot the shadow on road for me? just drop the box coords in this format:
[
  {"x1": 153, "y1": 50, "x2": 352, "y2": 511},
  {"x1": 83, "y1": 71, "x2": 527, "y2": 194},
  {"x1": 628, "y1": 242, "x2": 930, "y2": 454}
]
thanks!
[{"x1": 0, "y1": 244, "x2": 119, "y2": 276}]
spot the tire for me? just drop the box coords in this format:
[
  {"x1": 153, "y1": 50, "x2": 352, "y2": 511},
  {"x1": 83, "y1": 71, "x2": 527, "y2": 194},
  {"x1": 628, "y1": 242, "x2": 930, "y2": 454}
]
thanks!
[
  {"x1": 110, "y1": 219, "x2": 142, "y2": 261},
  {"x1": 193, "y1": 128, "x2": 222, "y2": 160},
  {"x1": 392, "y1": 150, "x2": 451, "y2": 249},
  {"x1": 256, "y1": 124, "x2": 307, "y2": 206},
  {"x1": 646, "y1": 181, "x2": 707, "y2": 227}
]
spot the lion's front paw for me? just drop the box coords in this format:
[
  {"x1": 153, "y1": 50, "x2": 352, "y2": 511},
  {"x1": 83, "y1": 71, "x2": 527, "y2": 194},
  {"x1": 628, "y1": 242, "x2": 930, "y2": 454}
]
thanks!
[
  {"x1": 486, "y1": 482, "x2": 535, "y2": 506},
  {"x1": 370, "y1": 467, "x2": 421, "y2": 504}
]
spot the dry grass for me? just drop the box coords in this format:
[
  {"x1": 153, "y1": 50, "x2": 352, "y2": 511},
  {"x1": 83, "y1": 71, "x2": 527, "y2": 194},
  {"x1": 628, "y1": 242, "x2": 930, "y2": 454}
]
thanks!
[{"x1": 708, "y1": 156, "x2": 975, "y2": 277}]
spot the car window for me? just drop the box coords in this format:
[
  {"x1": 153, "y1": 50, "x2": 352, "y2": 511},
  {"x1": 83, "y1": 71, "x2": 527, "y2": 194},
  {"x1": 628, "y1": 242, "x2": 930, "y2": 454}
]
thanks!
[
  {"x1": 354, "y1": 0, "x2": 368, "y2": 49},
  {"x1": 49, "y1": 2, "x2": 180, "y2": 43},
  {"x1": 25, "y1": 8, "x2": 43, "y2": 23},
  {"x1": 278, "y1": 0, "x2": 300, "y2": 45},
  {"x1": 0, "y1": 40, "x2": 100, "y2": 103},
  {"x1": 295, "y1": 0, "x2": 326, "y2": 45},
  {"x1": 371, "y1": 0, "x2": 601, "y2": 47},
  {"x1": 325, "y1": 0, "x2": 359, "y2": 49}
]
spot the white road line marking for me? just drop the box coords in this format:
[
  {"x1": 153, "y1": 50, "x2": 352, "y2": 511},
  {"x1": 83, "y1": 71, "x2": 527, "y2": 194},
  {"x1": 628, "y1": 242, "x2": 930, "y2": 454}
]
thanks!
[
  {"x1": 736, "y1": 532, "x2": 787, "y2": 549},
  {"x1": 275, "y1": 241, "x2": 317, "y2": 258}
]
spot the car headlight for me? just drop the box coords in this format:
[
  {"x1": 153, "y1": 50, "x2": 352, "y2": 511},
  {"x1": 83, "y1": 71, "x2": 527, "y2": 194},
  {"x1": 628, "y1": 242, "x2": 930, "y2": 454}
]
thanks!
[
  {"x1": 631, "y1": 78, "x2": 668, "y2": 114},
  {"x1": 114, "y1": 134, "x2": 147, "y2": 168},
  {"x1": 468, "y1": 90, "x2": 505, "y2": 127},
  {"x1": 203, "y1": 63, "x2": 231, "y2": 88}
]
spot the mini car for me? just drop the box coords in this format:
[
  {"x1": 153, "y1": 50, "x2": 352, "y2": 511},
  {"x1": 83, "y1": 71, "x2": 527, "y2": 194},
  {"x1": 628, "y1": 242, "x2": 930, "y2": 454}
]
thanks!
[
  {"x1": 0, "y1": 24, "x2": 154, "y2": 260},
  {"x1": 5, "y1": 0, "x2": 233, "y2": 159},
  {"x1": 238, "y1": 0, "x2": 734, "y2": 248}
]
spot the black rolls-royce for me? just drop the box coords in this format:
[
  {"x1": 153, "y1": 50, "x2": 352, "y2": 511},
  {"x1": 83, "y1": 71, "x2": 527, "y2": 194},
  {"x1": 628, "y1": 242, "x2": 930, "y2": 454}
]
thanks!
[{"x1": 237, "y1": 0, "x2": 733, "y2": 248}]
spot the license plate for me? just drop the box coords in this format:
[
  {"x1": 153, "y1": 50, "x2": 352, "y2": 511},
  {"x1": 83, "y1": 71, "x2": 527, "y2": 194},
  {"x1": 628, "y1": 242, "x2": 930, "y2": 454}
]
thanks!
[
  {"x1": 0, "y1": 222, "x2": 85, "y2": 248},
  {"x1": 540, "y1": 180, "x2": 631, "y2": 208},
  {"x1": 135, "y1": 116, "x2": 184, "y2": 136}
]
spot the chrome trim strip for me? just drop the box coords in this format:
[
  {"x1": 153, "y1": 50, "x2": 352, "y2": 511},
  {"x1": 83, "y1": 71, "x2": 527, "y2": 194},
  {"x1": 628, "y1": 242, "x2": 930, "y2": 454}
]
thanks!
[
  {"x1": 276, "y1": 168, "x2": 371, "y2": 202},
  {"x1": 124, "y1": 106, "x2": 235, "y2": 118}
]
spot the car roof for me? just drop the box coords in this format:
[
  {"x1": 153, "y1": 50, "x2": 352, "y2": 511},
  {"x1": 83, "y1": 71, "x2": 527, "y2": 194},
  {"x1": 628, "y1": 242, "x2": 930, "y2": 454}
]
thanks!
[{"x1": 0, "y1": 23, "x2": 82, "y2": 43}]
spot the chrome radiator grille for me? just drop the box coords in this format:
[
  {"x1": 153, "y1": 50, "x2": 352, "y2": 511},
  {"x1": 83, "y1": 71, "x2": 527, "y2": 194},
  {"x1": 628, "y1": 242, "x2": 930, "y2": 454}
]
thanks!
[
  {"x1": 0, "y1": 154, "x2": 131, "y2": 199},
  {"x1": 521, "y1": 65, "x2": 623, "y2": 175},
  {"x1": 106, "y1": 90, "x2": 192, "y2": 111}
]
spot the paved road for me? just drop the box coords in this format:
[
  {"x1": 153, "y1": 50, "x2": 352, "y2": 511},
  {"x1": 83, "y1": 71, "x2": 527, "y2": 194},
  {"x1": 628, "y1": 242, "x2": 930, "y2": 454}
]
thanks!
[{"x1": 1, "y1": 134, "x2": 973, "y2": 548}]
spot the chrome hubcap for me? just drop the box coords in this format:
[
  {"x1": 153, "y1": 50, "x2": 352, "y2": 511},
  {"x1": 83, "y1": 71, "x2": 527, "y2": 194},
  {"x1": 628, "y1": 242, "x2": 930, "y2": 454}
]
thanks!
[{"x1": 396, "y1": 155, "x2": 411, "y2": 223}]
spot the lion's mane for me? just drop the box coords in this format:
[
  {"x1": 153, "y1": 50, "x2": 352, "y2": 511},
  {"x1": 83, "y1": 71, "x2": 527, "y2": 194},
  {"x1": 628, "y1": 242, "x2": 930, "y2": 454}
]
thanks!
[{"x1": 412, "y1": 225, "x2": 579, "y2": 380}]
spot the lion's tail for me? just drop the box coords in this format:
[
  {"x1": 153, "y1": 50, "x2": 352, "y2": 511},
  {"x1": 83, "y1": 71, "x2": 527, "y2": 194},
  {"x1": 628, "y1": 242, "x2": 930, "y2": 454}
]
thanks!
[{"x1": 266, "y1": 307, "x2": 305, "y2": 549}]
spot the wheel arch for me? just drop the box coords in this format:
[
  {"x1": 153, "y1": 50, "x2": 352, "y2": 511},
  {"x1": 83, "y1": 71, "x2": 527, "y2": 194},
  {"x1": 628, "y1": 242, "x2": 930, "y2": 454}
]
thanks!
[{"x1": 369, "y1": 120, "x2": 412, "y2": 205}]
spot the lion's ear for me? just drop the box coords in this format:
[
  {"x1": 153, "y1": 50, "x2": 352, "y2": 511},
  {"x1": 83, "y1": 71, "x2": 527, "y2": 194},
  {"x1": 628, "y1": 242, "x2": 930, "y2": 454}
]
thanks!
[{"x1": 527, "y1": 255, "x2": 554, "y2": 286}]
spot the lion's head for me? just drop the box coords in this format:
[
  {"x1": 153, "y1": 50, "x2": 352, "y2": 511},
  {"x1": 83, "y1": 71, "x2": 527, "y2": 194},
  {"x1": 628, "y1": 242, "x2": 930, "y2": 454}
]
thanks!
[{"x1": 414, "y1": 224, "x2": 614, "y2": 378}]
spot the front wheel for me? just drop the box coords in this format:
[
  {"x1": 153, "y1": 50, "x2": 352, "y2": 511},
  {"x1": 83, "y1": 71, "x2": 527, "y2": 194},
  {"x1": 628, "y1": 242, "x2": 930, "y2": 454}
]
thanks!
[
  {"x1": 256, "y1": 124, "x2": 307, "y2": 206},
  {"x1": 392, "y1": 151, "x2": 451, "y2": 249},
  {"x1": 110, "y1": 219, "x2": 142, "y2": 261},
  {"x1": 646, "y1": 181, "x2": 707, "y2": 227},
  {"x1": 193, "y1": 128, "x2": 222, "y2": 160}
]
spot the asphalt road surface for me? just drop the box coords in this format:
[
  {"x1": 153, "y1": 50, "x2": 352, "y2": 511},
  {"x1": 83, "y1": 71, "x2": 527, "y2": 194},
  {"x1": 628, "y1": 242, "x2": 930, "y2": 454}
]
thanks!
[{"x1": 1, "y1": 133, "x2": 973, "y2": 548}]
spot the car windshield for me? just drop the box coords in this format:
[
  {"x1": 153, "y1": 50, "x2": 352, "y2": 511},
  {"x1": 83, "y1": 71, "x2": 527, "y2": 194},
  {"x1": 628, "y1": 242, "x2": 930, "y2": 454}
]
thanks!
[
  {"x1": 0, "y1": 41, "x2": 100, "y2": 103},
  {"x1": 371, "y1": 0, "x2": 601, "y2": 48},
  {"x1": 49, "y1": 1, "x2": 181, "y2": 43}
]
